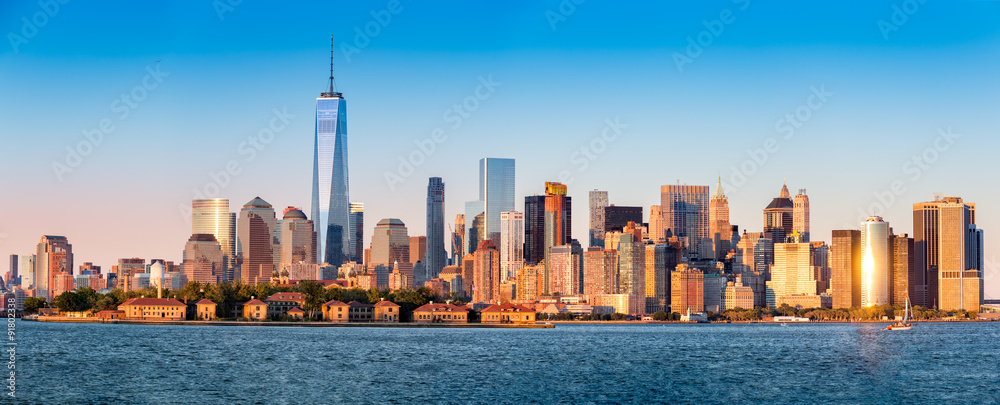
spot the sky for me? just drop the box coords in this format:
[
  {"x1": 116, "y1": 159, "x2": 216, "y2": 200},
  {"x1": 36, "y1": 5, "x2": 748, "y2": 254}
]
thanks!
[{"x1": 1, "y1": 1, "x2": 999, "y2": 298}]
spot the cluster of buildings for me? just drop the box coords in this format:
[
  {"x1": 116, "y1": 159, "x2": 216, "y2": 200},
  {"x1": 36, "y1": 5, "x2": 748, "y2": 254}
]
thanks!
[{"x1": 4, "y1": 43, "x2": 987, "y2": 317}]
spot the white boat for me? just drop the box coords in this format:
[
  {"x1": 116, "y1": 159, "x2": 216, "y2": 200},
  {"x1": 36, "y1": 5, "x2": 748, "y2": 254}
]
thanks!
[{"x1": 885, "y1": 296, "x2": 914, "y2": 331}]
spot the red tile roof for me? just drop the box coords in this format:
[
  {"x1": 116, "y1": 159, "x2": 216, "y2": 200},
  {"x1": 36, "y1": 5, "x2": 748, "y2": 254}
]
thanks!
[
  {"x1": 244, "y1": 299, "x2": 267, "y2": 306},
  {"x1": 481, "y1": 302, "x2": 534, "y2": 313},
  {"x1": 287, "y1": 307, "x2": 304, "y2": 313},
  {"x1": 374, "y1": 301, "x2": 400, "y2": 307},
  {"x1": 119, "y1": 298, "x2": 186, "y2": 307},
  {"x1": 265, "y1": 292, "x2": 306, "y2": 302},
  {"x1": 348, "y1": 301, "x2": 373, "y2": 307},
  {"x1": 414, "y1": 303, "x2": 468, "y2": 313},
  {"x1": 194, "y1": 299, "x2": 217, "y2": 305},
  {"x1": 322, "y1": 299, "x2": 348, "y2": 307}
]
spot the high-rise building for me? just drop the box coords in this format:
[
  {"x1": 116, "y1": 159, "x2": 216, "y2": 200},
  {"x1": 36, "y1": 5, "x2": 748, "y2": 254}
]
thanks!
[
  {"x1": 524, "y1": 195, "x2": 546, "y2": 265},
  {"x1": 116, "y1": 258, "x2": 145, "y2": 292},
  {"x1": 548, "y1": 245, "x2": 580, "y2": 296},
  {"x1": 452, "y1": 214, "x2": 465, "y2": 266},
  {"x1": 478, "y1": 158, "x2": 515, "y2": 245},
  {"x1": 464, "y1": 201, "x2": 485, "y2": 255},
  {"x1": 278, "y1": 208, "x2": 317, "y2": 265},
  {"x1": 768, "y1": 234, "x2": 817, "y2": 304},
  {"x1": 79, "y1": 262, "x2": 100, "y2": 275},
  {"x1": 671, "y1": 264, "x2": 704, "y2": 313},
  {"x1": 831, "y1": 229, "x2": 862, "y2": 309},
  {"x1": 349, "y1": 203, "x2": 364, "y2": 263},
  {"x1": 589, "y1": 190, "x2": 609, "y2": 247},
  {"x1": 764, "y1": 183, "x2": 794, "y2": 244},
  {"x1": 500, "y1": 211, "x2": 524, "y2": 280},
  {"x1": 192, "y1": 199, "x2": 236, "y2": 282},
  {"x1": 604, "y1": 206, "x2": 643, "y2": 234},
  {"x1": 425, "y1": 177, "x2": 447, "y2": 279},
  {"x1": 912, "y1": 199, "x2": 942, "y2": 308},
  {"x1": 409, "y1": 236, "x2": 427, "y2": 268},
  {"x1": 311, "y1": 38, "x2": 351, "y2": 266},
  {"x1": 371, "y1": 218, "x2": 410, "y2": 262},
  {"x1": 36, "y1": 235, "x2": 72, "y2": 299},
  {"x1": 936, "y1": 198, "x2": 982, "y2": 311},
  {"x1": 659, "y1": 184, "x2": 709, "y2": 255},
  {"x1": 7, "y1": 255, "x2": 16, "y2": 287},
  {"x1": 793, "y1": 189, "x2": 810, "y2": 242},
  {"x1": 543, "y1": 182, "x2": 572, "y2": 295},
  {"x1": 709, "y1": 176, "x2": 731, "y2": 261},
  {"x1": 892, "y1": 234, "x2": 915, "y2": 307},
  {"x1": 19, "y1": 255, "x2": 34, "y2": 290},
  {"x1": 617, "y1": 233, "x2": 645, "y2": 310},
  {"x1": 182, "y1": 234, "x2": 225, "y2": 285},
  {"x1": 860, "y1": 216, "x2": 890, "y2": 307},
  {"x1": 648, "y1": 205, "x2": 665, "y2": 243},
  {"x1": 516, "y1": 263, "x2": 542, "y2": 301},
  {"x1": 472, "y1": 240, "x2": 500, "y2": 303},
  {"x1": 237, "y1": 197, "x2": 278, "y2": 285},
  {"x1": 811, "y1": 241, "x2": 830, "y2": 292},
  {"x1": 644, "y1": 244, "x2": 673, "y2": 314}
]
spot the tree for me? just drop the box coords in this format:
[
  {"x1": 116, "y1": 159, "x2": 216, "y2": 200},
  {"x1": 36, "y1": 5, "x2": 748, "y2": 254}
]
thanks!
[
  {"x1": 23, "y1": 297, "x2": 45, "y2": 314},
  {"x1": 95, "y1": 295, "x2": 117, "y2": 311},
  {"x1": 298, "y1": 280, "x2": 327, "y2": 320},
  {"x1": 53, "y1": 292, "x2": 81, "y2": 312},
  {"x1": 610, "y1": 313, "x2": 626, "y2": 321},
  {"x1": 652, "y1": 311, "x2": 669, "y2": 321}
]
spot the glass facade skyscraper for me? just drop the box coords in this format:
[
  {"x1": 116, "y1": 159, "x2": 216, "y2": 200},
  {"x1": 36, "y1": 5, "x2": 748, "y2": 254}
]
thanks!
[
  {"x1": 478, "y1": 158, "x2": 515, "y2": 245},
  {"x1": 192, "y1": 199, "x2": 236, "y2": 282},
  {"x1": 425, "y1": 178, "x2": 446, "y2": 278},
  {"x1": 349, "y1": 202, "x2": 364, "y2": 263},
  {"x1": 311, "y1": 48, "x2": 350, "y2": 266}
]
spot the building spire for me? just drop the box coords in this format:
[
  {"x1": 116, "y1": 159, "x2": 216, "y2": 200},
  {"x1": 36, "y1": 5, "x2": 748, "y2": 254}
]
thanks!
[
  {"x1": 321, "y1": 35, "x2": 342, "y2": 98},
  {"x1": 713, "y1": 174, "x2": 726, "y2": 199},
  {"x1": 779, "y1": 181, "x2": 790, "y2": 199}
]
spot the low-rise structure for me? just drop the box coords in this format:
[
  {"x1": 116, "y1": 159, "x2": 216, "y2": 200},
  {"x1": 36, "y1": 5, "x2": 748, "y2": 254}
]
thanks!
[
  {"x1": 119, "y1": 298, "x2": 187, "y2": 320},
  {"x1": 243, "y1": 299, "x2": 268, "y2": 320},
  {"x1": 286, "y1": 307, "x2": 305, "y2": 320},
  {"x1": 322, "y1": 300, "x2": 349, "y2": 322},
  {"x1": 194, "y1": 299, "x2": 217, "y2": 320},
  {"x1": 373, "y1": 301, "x2": 400, "y2": 322},
  {"x1": 264, "y1": 292, "x2": 306, "y2": 318},
  {"x1": 413, "y1": 303, "x2": 469, "y2": 323},
  {"x1": 481, "y1": 302, "x2": 536, "y2": 324},
  {"x1": 348, "y1": 301, "x2": 374, "y2": 322},
  {"x1": 777, "y1": 294, "x2": 832, "y2": 310}
]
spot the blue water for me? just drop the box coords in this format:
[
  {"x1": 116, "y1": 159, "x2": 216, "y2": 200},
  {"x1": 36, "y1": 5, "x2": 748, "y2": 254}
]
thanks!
[{"x1": 14, "y1": 321, "x2": 1000, "y2": 403}]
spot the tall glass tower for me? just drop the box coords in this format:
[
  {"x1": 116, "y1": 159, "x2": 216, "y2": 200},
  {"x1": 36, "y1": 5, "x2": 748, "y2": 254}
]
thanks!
[
  {"x1": 311, "y1": 37, "x2": 350, "y2": 265},
  {"x1": 478, "y1": 158, "x2": 515, "y2": 245},
  {"x1": 425, "y1": 178, "x2": 446, "y2": 278}
]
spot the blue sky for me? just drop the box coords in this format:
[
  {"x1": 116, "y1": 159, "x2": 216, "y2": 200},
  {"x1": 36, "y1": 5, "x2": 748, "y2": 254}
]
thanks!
[{"x1": 1, "y1": 1, "x2": 999, "y2": 297}]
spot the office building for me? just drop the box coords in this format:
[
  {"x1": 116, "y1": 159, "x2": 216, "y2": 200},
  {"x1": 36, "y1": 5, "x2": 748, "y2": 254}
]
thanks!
[
  {"x1": 472, "y1": 240, "x2": 500, "y2": 303},
  {"x1": 116, "y1": 258, "x2": 145, "y2": 292},
  {"x1": 181, "y1": 234, "x2": 224, "y2": 285},
  {"x1": 370, "y1": 219, "x2": 410, "y2": 268},
  {"x1": 937, "y1": 198, "x2": 983, "y2": 311},
  {"x1": 709, "y1": 176, "x2": 731, "y2": 260},
  {"x1": 769, "y1": 233, "x2": 817, "y2": 300},
  {"x1": 238, "y1": 197, "x2": 278, "y2": 285},
  {"x1": 589, "y1": 190, "x2": 609, "y2": 247},
  {"x1": 793, "y1": 189, "x2": 810, "y2": 242},
  {"x1": 478, "y1": 158, "x2": 516, "y2": 245},
  {"x1": 278, "y1": 208, "x2": 317, "y2": 266},
  {"x1": 604, "y1": 205, "x2": 643, "y2": 235},
  {"x1": 659, "y1": 184, "x2": 709, "y2": 255},
  {"x1": 500, "y1": 211, "x2": 524, "y2": 280},
  {"x1": 671, "y1": 264, "x2": 704, "y2": 313},
  {"x1": 425, "y1": 177, "x2": 447, "y2": 278},
  {"x1": 452, "y1": 214, "x2": 465, "y2": 266},
  {"x1": 764, "y1": 183, "x2": 794, "y2": 244},
  {"x1": 36, "y1": 235, "x2": 72, "y2": 299},
  {"x1": 524, "y1": 195, "x2": 546, "y2": 265},
  {"x1": 543, "y1": 182, "x2": 572, "y2": 295},
  {"x1": 464, "y1": 200, "x2": 485, "y2": 255},
  {"x1": 349, "y1": 203, "x2": 364, "y2": 263},
  {"x1": 831, "y1": 229, "x2": 862, "y2": 308},
  {"x1": 311, "y1": 41, "x2": 351, "y2": 266},
  {"x1": 191, "y1": 199, "x2": 236, "y2": 282},
  {"x1": 860, "y1": 216, "x2": 890, "y2": 307},
  {"x1": 892, "y1": 234, "x2": 916, "y2": 307},
  {"x1": 617, "y1": 233, "x2": 645, "y2": 308}
]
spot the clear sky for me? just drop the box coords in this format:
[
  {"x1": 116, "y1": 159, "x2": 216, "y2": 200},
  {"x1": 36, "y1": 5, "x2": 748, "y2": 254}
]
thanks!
[{"x1": 1, "y1": 1, "x2": 998, "y2": 298}]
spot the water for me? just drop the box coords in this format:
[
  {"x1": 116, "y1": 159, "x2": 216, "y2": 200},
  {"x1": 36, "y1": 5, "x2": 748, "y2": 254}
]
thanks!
[{"x1": 14, "y1": 321, "x2": 1000, "y2": 403}]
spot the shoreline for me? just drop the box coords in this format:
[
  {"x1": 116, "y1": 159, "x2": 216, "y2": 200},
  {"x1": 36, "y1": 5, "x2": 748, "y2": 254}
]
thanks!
[{"x1": 26, "y1": 317, "x2": 554, "y2": 328}]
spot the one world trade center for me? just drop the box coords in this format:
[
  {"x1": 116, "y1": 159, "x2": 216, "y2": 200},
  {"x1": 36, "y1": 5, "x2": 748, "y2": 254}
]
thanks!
[{"x1": 312, "y1": 37, "x2": 350, "y2": 265}]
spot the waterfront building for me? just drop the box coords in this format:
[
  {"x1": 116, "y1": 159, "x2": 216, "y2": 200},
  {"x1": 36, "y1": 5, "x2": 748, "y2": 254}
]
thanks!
[
  {"x1": 264, "y1": 292, "x2": 306, "y2": 318},
  {"x1": 237, "y1": 197, "x2": 278, "y2": 285},
  {"x1": 374, "y1": 301, "x2": 400, "y2": 322},
  {"x1": 182, "y1": 234, "x2": 225, "y2": 285},
  {"x1": 709, "y1": 176, "x2": 731, "y2": 261},
  {"x1": 830, "y1": 230, "x2": 862, "y2": 308},
  {"x1": 671, "y1": 264, "x2": 703, "y2": 313},
  {"x1": 644, "y1": 244, "x2": 670, "y2": 314},
  {"x1": 589, "y1": 190, "x2": 609, "y2": 247},
  {"x1": 191, "y1": 199, "x2": 236, "y2": 282},
  {"x1": 860, "y1": 216, "x2": 890, "y2": 307},
  {"x1": 703, "y1": 273, "x2": 725, "y2": 313},
  {"x1": 500, "y1": 211, "x2": 524, "y2": 280},
  {"x1": 19, "y1": 255, "x2": 34, "y2": 290},
  {"x1": 36, "y1": 235, "x2": 73, "y2": 299},
  {"x1": 278, "y1": 207, "x2": 317, "y2": 266},
  {"x1": 119, "y1": 298, "x2": 187, "y2": 320},
  {"x1": 769, "y1": 233, "x2": 817, "y2": 302},
  {"x1": 425, "y1": 177, "x2": 447, "y2": 279},
  {"x1": 659, "y1": 184, "x2": 709, "y2": 255},
  {"x1": 195, "y1": 299, "x2": 217, "y2": 320},
  {"x1": 51, "y1": 272, "x2": 74, "y2": 297},
  {"x1": 892, "y1": 234, "x2": 916, "y2": 307},
  {"x1": 347, "y1": 301, "x2": 374, "y2": 322},
  {"x1": 481, "y1": 302, "x2": 536, "y2": 323},
  {"x1": 778, "y1": 294, "x2": 832, "y2": 310},
  {"x1": 515, "y1": 263, "x2": 542, "y2": 301},
  {"x1": 413, "y1": 303, "x2": 469, "y2": 323},
  {"x1": 322, "y1": 300, "x2": 350, "y2": 322},
  {"x1": 592, "y1": 294, "x2": 643, "y2": 315},
  {"x1": 935, "y1": 197, "x2": 983, "y2": 311},
  {"x1": 723, "y1": 280, "x2": 755, "y2": 310},
  {"x1": 243, "y1": 299, "x2": 268, "y2": 320},
  {"x1": 617, "y1": 233, "x2": 644, "y2": 309},
  {"x1": 311, "y1": 41, "x2": 351, "y2": 265}
]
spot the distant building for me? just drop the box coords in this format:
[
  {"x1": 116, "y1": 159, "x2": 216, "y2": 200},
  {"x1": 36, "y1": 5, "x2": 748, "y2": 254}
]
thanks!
[
  {"x1": 830, "y1": 230, "x2": 862, "y2": 309},
  {"x1": 373, "y1": 300, "x2": 400, "y2": 322},
  {"x1": 793, "y1": 189, "x2": 810, "y2": 242},
  {"x1": 424, "y1": 278, "x2": 451, "y2": 298},
  {"x1": 116, "y1": 258, "x2": 145, "y2": 292},
  {"x1": 36, "y1": 235, "x2": 73, "y2": 299},
  {"x1": 764, "y1": 183, "x2": 794, "y2": 245},
  {"x1": 243, "y1": 299, "x2": 268, "y2": 320},
  {"x1": 592, "y1": 294, "x2": 643, "y2": 315},
  {"x1": 603, "y1": 205, "x2": 643, "y2": 234},
  {"x1": 191, "y1": 199, "x2": 236, "y2": 282},
  {"x1": 860, "y1": 216, "x2": 891, "y2": 307},
  {"x1": 119, "y1": 298, "x2": 187, "y2": 320},
  {"x1": 472, "y1": 240, "x2": 500, "y2": 303},
  {"x1": 264, "y1": 292, "x2": 306, "y2": 318},
  {"x1": 500, "y1": 211, "x2": 524, "y2": 280},
  {"x1": 349, "y1": 203, "x2": 365, "y2": 263},
  {"x1": 425, "y1": 177, "x2": 447, "y2": 280},
  {"x1": 524, "y1": 195, "x2": 546, "y2": 265},
  {"x1": 481, "y1": 302, "x2": 536, "y2": 324},
  {"x1": 413, "y1": 303, "x2": 469, "y2": 323},
  {"x1": 370, "y1": 219, "x2": 410, "y2": 270},
  {"x1": 347, "y1": 301, "x2": 374, "y2": 322},
  {"x1": 709, "y1": 177, "x2": 731, "y2": 261},
  {"x1": 778, "y1": 294, "x2": 832, "y2": 310},
  {"x1": 194, "y1": 299, "x2": 217, "y2": 320},
  {"x1": 237, "y1": 197, "x2": 279, "y2": 285},
  {"x1": 671, "y1": 264, "x2": 703, "y2": 313},
  {"x1": 322, "y1": 300, "x2": 349, "y2": 322},
  {"x1": 660, "y1": 184, "x2": 709, "y2": 255},
  {"x1": 182, "y1": 234, "x2": 225, "y2": 285},
  {"x1": 277, "y1": 207, "x2": 317, "y2": 266},
  {"x1": 589, "y1": 190, "x2": 609, "y2": 247},
  {"x1": 723, "y1": 280, "x2": 754, "y2": 310},
  {"x1": 543, "y1": 182, "x2": 571, "y2": 295}
]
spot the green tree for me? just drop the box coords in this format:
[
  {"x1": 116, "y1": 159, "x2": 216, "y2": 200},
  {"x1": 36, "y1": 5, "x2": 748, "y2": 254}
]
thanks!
[
  {"x1": 53, "y1": 292, "x2": 81, "y2": 312},
  {"x1": 652, "y1": 311, "x2": 669, "y2": 321},
  {"x1": 95, "y1": 295, "x2": 117, "y2": 311},
  {"x1": 298, "y1": 280, "x2": 327, "y2": 320},
  {"x1": 23, "y1": 297, "x2": 45, "y2": 314},
  {"x1": 610, "y1": 313, "x2": 626, "y2": 321}
]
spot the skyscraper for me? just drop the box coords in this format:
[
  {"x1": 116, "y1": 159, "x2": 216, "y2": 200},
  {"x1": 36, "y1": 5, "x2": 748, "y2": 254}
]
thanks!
[
  {"x1": 182, "y1": 234, "x2": 224, "y2": 285},
  {"x1": 349, "y1": 202, "x2": 364, "y2": 263},
  {"x1": 478, "y1": 158, "x2": 515, "y2": 245},
  {"x1": 831, "y1": 229, "x2": 862, "y2": 309},
  {"x1": 892, "y1": 234, "x2": 915, "y2": 307},
  {"x1": 452, "y1": 214, "x2": 465, "y2": 265},
  {"x1": 192, "y1": 199, "x2": 236, "y2": 282},
  {"x1": 764, "y1": 183, "x2": 794, "y2": 244},
  {"x1": 472, "y1": 240, "x2": 500, "y2": 303},
  {"x1": 793, "y1": 189, "x2": 810, "y2": 242},
  {"x1": 36, "y1": 235, "x2": 72, "y2": 299},
  {"x1": 237, "y1": 197, "x2": 278, "y2": 285},
  {"x1": 937, "y1": 198, "x2": 982, "y2": 311},
  {"x1": 311, "y1": 37, "x2": 351, "y2": 266},
  {"x1": 116, "y1": 258, "x2": 145, "y2": 292},
  {"x1": 617, "y1": 233, "x2": 645, "y2": 308},
  {"x1": 768, "y1": 234, "x2": 816, "y2": 305},
  {"x1": 604, "y1": 206, "x2": 643, "y2": 234},
  {"x1": 278, "y1": 208, "x2": 317, "y2": 265},
  {"x1": 425, "y1": 177, "x2": 447, "y2": 278},
  {"x1": 523, "y1": 195, "x2": 546, "y2": 265},
  {"x1": 671, "y1": 264, "x2": 704, "y2": 313},
  {"x1": 370, "y1": 219, "x2": 410, "y2": 267},
  {"x1": 648, "y1": 205, "x2": 665, "y2": 243},
  {"x1": 660, "y1": 184, "x2": 709, "y2": 255},
  {"x1": 589, "y1": 190, "x2": 608, "y2": 248},
  {"x1": 7, "y1": 255, "x2": 16, "y2": 287},
  {"x1": 464, "y1": 200, "x2": 485, "y2": 255},
  {"x1": 500, "y1": 211, "x2": 524, "y2": 280},
  {"x1": 709, "y1": 176, "x2": 731, "y2": 261},
  {"x1": 19, "y1": 255, "x2": 34, "y2": 290},
  {"x1": 860, "y1": 216, "x2": 890, "y2": 307},
  {"x1": 548, "y1": 245, "x2": 579, "y2": 296},
  {"x1": 543, "y1": 182, "x2": 572, "y2": 295}
]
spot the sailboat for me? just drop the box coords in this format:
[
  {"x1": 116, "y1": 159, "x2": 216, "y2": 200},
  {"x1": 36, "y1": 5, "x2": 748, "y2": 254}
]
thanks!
[{"x1": 885, "y1": 297, "x2": 914, "y2": 331}]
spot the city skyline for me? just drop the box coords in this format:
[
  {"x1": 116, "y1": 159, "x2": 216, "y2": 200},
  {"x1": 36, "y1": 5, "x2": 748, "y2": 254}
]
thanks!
[{"x1": 2, "y1": 2, "x2": 999, "y2": 299}]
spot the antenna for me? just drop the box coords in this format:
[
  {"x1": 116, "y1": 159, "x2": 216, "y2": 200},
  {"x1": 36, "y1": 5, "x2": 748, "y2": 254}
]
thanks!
[{"x1": 321, "y1": 35, "x2": 342, "y2": 98}]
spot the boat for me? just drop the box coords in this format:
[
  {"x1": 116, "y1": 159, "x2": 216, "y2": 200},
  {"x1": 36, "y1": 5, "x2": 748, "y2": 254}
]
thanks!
[
  {"x1": 780, "y1": 323, "x2": 788, "y2": 327},
  {"x1": 885, "y1": 296, "x2": 914, "y2": 331}
]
